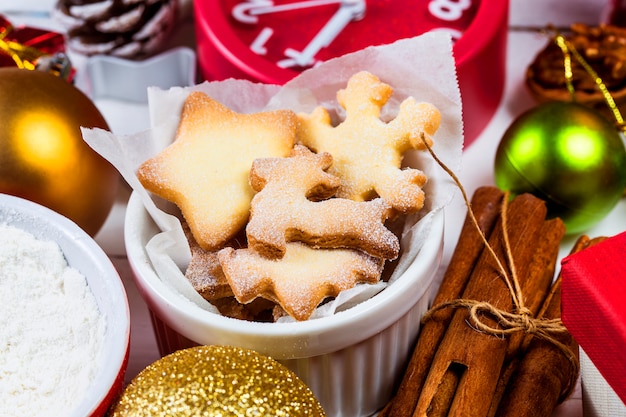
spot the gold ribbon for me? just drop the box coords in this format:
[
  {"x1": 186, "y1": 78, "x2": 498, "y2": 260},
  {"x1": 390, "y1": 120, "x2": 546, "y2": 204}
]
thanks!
[
  {"x1": 0, "y1": 23, "x2": 46, "y2": 70},
  {"x1": 554, "y1": 30, "x2": 626, "y2": 132},
  {"x1": 552, "y1": 29, "x2": 626, "y2": 195}
]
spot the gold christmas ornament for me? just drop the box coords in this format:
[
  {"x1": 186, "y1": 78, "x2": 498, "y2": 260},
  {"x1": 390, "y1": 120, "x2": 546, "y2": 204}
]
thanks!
[
  {"x1": 0, "y1": 68, "x2": 118, "y2": 236},
  {"x1": 108, "y1": 345, "x2": 326, "y2": 417}
]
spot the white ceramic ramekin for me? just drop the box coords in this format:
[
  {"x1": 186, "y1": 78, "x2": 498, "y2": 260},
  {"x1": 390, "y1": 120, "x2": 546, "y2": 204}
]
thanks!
[
  {"x1": 124, "y1": 191, "x2": 444, "y2": 417},
  {"x1": 0, "y1": 193, "x2": 130, "y2": 417}
]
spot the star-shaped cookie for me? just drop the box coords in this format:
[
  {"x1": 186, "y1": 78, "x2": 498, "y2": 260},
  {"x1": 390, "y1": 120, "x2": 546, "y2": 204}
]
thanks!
[
  {"x1": 296, "y1": 71, "x2": 441, "y2": 213},
  {"x1": 137, "y1": 91, "x2": 297, "y2": 250}
]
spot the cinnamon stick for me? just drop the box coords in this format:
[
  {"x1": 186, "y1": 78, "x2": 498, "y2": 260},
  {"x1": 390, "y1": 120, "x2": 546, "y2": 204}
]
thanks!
[
  {"x1": 413, "y1": 193, "x2": 548, "y2": 417},
  {"x1": 494, "y1": 236, "x2": 607, "y2": 417},
  {"x1": 380, "y1": 186, "x2": 504, "y2": 417},
  {"x1": 487, "y1": 217, "x2": 566, "y2": 416},
  {"x1": 488, "y1": 234, "x2": 590, "y2": 417},
  {"x1": 505, "y1": 218, "x2": 566, "y2": 355}
]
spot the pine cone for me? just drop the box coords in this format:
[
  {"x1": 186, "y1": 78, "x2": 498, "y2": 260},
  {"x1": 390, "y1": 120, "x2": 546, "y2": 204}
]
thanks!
[{"x1": 53, "y1": 0, "x2": 177, "y2": 58}]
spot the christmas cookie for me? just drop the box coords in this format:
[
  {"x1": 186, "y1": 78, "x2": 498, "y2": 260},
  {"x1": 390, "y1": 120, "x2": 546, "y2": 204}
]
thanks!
[
  {"x1": 137, "y1": 91, "x2": 297, "y2": 251},
  {"x1": 182, "y1": 220, "x2": 235, "y2": 301},
  {"x1": 246, "y1": 145, "x2": 399, "y2": 260},
  {"x1": 218, "y1": 242, "x2": 384, "y2": 321},
  {"x1": 296, "y1": 71, "x2": 441, "y2": 213}
]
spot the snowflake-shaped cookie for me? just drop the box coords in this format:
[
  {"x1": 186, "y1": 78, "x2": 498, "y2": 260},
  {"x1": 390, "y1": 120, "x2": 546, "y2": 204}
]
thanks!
[{"x1": 297, "y1": 71, "x2": 441, "y2": 213}]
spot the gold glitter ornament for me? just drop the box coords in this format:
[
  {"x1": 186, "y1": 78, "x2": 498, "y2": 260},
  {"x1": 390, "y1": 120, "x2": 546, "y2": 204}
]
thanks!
[{"x1": 108, "y1": 345, "x2": 326, "y2": 417}]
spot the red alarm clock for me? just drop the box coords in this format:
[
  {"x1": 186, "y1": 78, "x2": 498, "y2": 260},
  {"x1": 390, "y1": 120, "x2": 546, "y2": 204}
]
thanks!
[{"x1": 194, "y1": 0, "x2": 508, "y2": 145}]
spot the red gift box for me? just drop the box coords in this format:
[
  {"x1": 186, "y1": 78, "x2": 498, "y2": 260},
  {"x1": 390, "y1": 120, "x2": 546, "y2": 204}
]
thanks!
[
  {"x1": 0, "y1": 14, "x2": 66, "y2": 69},
  {"x1": 561, "y1": 231, "x2": 626, "y2": 405}
]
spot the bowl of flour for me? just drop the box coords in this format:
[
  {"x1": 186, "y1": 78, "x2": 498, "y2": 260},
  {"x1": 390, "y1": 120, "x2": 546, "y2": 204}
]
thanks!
[{"x1": 0, "y1": 193, "x2": 130, "y2": 417}]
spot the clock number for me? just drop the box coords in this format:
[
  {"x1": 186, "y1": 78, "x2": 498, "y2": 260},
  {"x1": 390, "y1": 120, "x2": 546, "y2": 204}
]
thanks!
[
  {"x1": 250, "y1": 27, "x2": 274, "y2": 55},
  {"x1": 428, "y1": 0, "x2": 472, "y2": 21}
]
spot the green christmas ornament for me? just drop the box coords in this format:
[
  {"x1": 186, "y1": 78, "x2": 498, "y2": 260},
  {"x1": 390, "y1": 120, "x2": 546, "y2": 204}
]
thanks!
[{"x1": 494, "y1": 101, "x2": 626, "y2": 234}]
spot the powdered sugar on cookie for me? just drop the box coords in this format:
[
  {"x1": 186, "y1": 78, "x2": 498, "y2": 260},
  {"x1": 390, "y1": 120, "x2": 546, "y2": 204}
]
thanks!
[
  {"x1": 137, "y1": 91, "x2": 297, "y2": 251},
  {"x1": 297, "y1": 71, "x2": 441, "y2": 214},
  {"x1": 247, "y1": 145, "x2": 399, "y2": 260},
  {"x1": 132, "y1": 72, "x2": 442, "y2": 321},
  {"x1": 219, "y1": 242, "x2": 384, "y2": 321}
]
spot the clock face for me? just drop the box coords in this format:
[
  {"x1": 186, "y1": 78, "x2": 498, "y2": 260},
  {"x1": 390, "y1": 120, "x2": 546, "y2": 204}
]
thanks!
[{"x1": 204, "y1": 0, "x2": 480, "y2": 83}]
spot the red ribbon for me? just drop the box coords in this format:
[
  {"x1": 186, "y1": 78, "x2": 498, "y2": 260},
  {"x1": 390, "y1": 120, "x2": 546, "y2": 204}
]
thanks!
[{"x1": 0, "y1": 14, "x2": 67, "y2": 70}]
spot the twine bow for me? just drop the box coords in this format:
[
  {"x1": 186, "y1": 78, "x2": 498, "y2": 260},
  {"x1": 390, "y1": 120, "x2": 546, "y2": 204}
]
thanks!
[{"x1": 420, "y1": 135, "x2": 580, "y2": 402}]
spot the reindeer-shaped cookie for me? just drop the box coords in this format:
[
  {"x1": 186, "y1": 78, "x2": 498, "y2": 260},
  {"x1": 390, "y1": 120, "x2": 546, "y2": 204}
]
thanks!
[
  {"x1": 297, "y1": 71, "x2": 441, "y2": 213},
  {"x1": 246, "y1": 145, "x2": 399, "y2": 260}
]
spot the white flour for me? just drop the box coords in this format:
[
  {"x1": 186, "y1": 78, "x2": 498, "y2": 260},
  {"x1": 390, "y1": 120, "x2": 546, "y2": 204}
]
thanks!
[{"x1": 0, "y1": 224, "x2": 106, "y2": 417}]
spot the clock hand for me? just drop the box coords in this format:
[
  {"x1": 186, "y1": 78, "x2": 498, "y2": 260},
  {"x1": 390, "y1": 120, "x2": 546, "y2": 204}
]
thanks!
[
  {"x1": 282, "y1": 0, "x2": 365, "y2": 67},
  {"x1": 233, "y1": 0, "x2": 343, "y2": 24}
]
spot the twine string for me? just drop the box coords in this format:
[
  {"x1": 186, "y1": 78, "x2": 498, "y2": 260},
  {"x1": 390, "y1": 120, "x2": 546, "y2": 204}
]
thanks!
[{"x1": 419, "y1": 134, "x2": 579, "y2": 401}]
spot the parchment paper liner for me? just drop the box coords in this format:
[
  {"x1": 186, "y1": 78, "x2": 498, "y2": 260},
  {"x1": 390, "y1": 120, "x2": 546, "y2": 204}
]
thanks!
[{"x1": 83, "y1": 32, "x2": 464, "y2": 321}]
